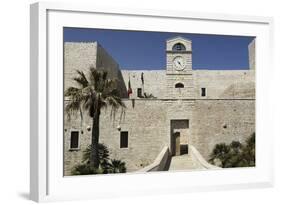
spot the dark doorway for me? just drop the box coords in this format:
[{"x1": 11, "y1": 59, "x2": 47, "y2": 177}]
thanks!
[
  {"x1": 171, "y1": 132, "x2": 181, "y2": 156},
  {"x1": 170, "y1": 120, "x2": 189, "y2": 156}
]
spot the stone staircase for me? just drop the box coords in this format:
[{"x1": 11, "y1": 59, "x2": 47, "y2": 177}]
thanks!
[
  {"x1": 137, "y1": 145, "x2": 220, "y2": 173},
  {"x1": 168, "y1": 154, "x2": 205, "y2": 171}
]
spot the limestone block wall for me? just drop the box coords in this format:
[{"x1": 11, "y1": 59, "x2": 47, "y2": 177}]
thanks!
[
  {"x1": 64, "y1": 97, "x2": 255, "y2": 175},
  {"x1": 64, "y1": 98, "x2": 196, "y2": 175},
  {"x1": 64, "y1": 104, "x2": 93, "y2": 176},
  {"x1": 63, "y1": 99, "x2": 169, "y2": 174},
  {"x1": 64, "y1": 42, "x2": 127, "y2": 98},
  {"x1": 248, "y1": 39, "x2": 256, "y2": 70},
  {"x1": 63, "y1": 42, "x2": 128, "y2": 175},
  {"x1": 99, "y1": 99, "x2": 169, "y2": 171},
  {"x1": 64, "y1": 42, "x2": 98, "y2": 90},
  {"x1": 121, "y1": 70, "x2": 166, "y2": 99},
  {"x1": 192, "y1": 99, "x2": 255, "y2": 160},
  {"x1": 165, "y1": 74, "x2": 195, "y2": 99},
  {"x1": 63, "y1": 39, "x2": 256, "y2": 174},
  {"x1": 194, "y1": 70, "x2": 255, "y2": 99}
]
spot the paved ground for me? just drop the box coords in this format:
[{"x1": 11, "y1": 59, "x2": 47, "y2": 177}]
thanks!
[{"x1": 168, "y1": 154, "x2": 205, "y2": 171}]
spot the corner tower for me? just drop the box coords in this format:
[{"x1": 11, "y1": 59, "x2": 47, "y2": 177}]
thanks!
[{"x1": 165, "y1": 37, "x2": 194, "y2": 99}]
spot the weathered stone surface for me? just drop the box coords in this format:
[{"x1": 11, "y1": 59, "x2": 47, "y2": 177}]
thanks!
[
  {"x1": 248, "y1": 39, "x2": 255, "y2": 70},
  {"x1": 63, "y1": 37, "x2": 256, "y2": 175},
  {"x1": 192, "y1": 99, "x2": 255, "y2": 159}
]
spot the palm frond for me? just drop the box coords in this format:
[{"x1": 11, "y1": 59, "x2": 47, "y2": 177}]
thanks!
[
  {"x1": 89, "y1": 67, "x2": 102, "y2": 90},
  {"x1": 108, "y1": 159, "x2": 126, "y2": 173},
  {"x1": 65, "y1": 100, "x2": 81, "y2": 119},
  {"x1": 66, "y1": 68, "x2": 127, "y2": 170},
  {"x1": 105, "y1": 94, "x2": 125, "y2": 109},
  {"x1": 64, "y1": 87, "x2": 80, "y2": 97},
  {"x1": 73, "y1": 70, "x2": 89, "y2": 88},
  {"x1": 104, "y1": 79, "x2": 117, "y2": 91},
  {"x1": 102, "y1": 71, "x2": 108, "y2": 81},
  {"x1": 65, "y1": 86, "x2": 85, "y2": 120}
]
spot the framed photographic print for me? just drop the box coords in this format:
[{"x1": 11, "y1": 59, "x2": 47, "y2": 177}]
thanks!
[{"x1": 30, "y1": 2, "x2": 274, "y2": 202}]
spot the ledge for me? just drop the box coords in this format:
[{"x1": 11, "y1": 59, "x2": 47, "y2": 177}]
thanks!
[
  {"x1": 136, "y1": 146, "x2": 170, "y2": 172},
  {"x1": 68, "y1": 148, "x2": 81, "y2": 152},
  {"x1": 189, "y1": 145, "x2": 221, "y2": 169}
]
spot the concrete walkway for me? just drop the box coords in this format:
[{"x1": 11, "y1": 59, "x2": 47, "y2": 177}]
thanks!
[{"x1": 168, "y1": 154, "x2": 205, "y2": 171}]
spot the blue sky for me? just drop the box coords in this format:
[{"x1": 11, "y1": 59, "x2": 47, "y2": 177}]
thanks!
[{"x1": 64, "y1": 27, "x2": 255, "y2": 70}]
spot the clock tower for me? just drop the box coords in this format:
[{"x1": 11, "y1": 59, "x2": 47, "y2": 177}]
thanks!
[
  {"x1": 166, "y1": 36, "x2": 192, "y2": 74},
  {"x1": 165, "y1": 37, "x2": 195, "y2": 99}
]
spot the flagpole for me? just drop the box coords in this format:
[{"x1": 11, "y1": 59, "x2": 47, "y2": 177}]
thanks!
[{"x1": 141, "y1": 72, "x2": 144, "y2": 96}]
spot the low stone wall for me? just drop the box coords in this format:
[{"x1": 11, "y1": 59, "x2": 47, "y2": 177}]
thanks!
[
  {"x1": 137, "y1": 146, "x2": 170, "y2": 172},
  {"x1": 189, "y1": 145, "x2": 221, "y2": 169}
]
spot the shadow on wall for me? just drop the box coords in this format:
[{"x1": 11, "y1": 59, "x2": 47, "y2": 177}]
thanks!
[
  {"x1": 117, "y1": 69, "x2": 128, "y2": 98},
  {"x1": 163, "y1": 153, "x2": 172, "y2": 171}
]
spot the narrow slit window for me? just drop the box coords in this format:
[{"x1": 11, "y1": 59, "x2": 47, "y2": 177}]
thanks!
[
  {"x1": 201, "y1": 88, "x2": 206, "y2": 97},
  {"x1": 120, "y1": 131, "x2": 128, "y2": 148},
  {"x1": 70, "y1": 131, "x2": 79, "y2": 149}
]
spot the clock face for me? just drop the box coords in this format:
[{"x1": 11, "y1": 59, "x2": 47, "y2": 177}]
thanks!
[{"x1": 173, "y1": 56, "x2": 186, "y2": 71}]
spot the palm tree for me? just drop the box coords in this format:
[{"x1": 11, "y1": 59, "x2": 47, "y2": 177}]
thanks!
[
  {"x1": 209, "y1": 143, "x2": 230, "y2": 167},
  {"x1": 82, "y1": 143, "x2": 110, "y2": 166},
  {"x1": 242, "y1": 132, "x2": 255, "y2": 166},
  {"x1": 108, "y1": 159, "x2": 127, "y2": 173},
  {"x1": 65, "y1": 67, "x2": 125, "y2": 168}
]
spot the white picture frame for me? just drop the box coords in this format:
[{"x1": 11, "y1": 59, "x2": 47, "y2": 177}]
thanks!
[{"x1": 30, "y1": 2, "x2": 274, "y2": 202}]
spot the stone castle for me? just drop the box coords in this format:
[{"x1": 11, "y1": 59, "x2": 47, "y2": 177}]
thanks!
[{"x1": 64, "y1": 36, "x2": 255, "y2": 175}]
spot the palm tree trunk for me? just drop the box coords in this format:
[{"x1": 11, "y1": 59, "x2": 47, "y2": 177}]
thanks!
[{"x1": 90, "y1": 110, "x2": 100, "y2": 169}]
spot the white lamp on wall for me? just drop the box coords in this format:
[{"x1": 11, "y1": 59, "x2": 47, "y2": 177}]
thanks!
[{"x1": 87, "y1": 126, "x2": 91, "y2": 131}]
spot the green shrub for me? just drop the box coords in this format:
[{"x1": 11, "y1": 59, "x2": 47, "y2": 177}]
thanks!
[
  {"x1": 71, "y1": 143, "x2": 127, "y2": 175},
  {"x1": 71, "y1": 164, "x2": 103, "y2": 175},
  {"x1": 209, "y1": 132, "x2": 255, "y2": 168},
  {"x1": 82, "y1": 143, "x2": 110, "y2": 167},
  {"x1": 108, "y1": 159, "x2": 127, "y2": 173}
]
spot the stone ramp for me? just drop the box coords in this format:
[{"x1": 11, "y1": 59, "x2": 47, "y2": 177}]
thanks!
[
  {"x1": 137, "y1": 145, "x2": 220, "y2": 173},
  {"x1": 168, "y1": 154, "x2": 206, "y2": 171}
]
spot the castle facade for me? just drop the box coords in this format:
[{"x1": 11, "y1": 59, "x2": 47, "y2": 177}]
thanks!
[{"x1": 64, "y1": 37, "x2": 255, "y2": 175}]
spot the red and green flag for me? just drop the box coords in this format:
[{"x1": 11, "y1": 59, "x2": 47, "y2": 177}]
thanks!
[{"x1": 127, "y1": 77, "x2": 132, "y2": 97}]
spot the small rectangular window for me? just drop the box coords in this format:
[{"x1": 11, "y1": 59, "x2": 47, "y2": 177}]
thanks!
[
  {"x1": 201, "y1": 88, "x2": 206, "y2": 97},
  {"x1": 120, "y1": 131, "x2": 128, "y2": 148},
  {"x1": 70, "y1": 131, "x2": 79, "y2": 149},
  {"x1": 137, "y1": 88, "x2": 142, "y2": 98}
]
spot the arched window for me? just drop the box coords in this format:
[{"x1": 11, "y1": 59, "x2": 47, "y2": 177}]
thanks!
[
  {"x1": 175, "y1": 82, "x2": 184, "y2": 88},
  {"x1": 172, "y1": 43, "x2": 186, "y2": 51}
]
